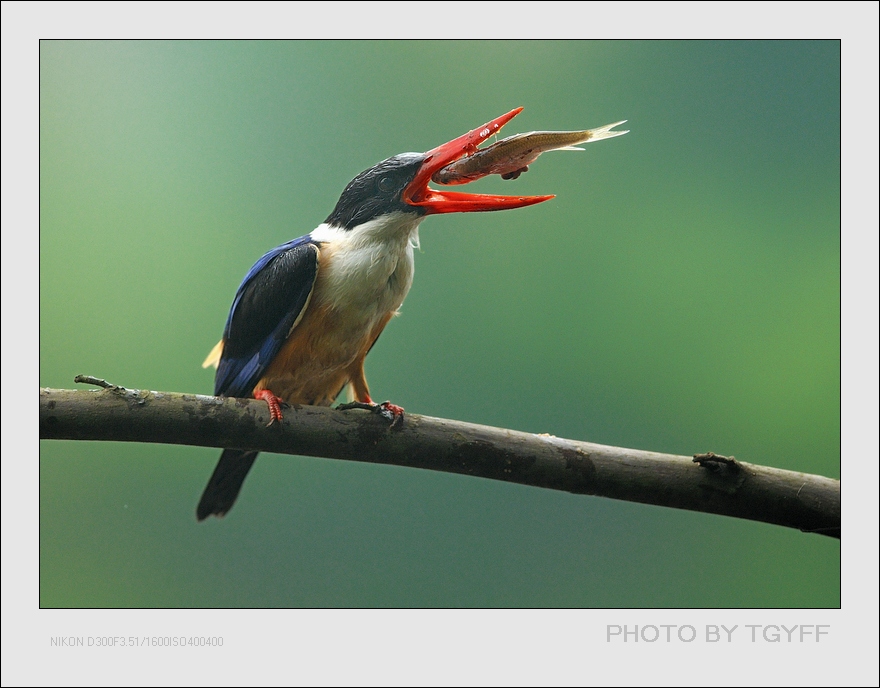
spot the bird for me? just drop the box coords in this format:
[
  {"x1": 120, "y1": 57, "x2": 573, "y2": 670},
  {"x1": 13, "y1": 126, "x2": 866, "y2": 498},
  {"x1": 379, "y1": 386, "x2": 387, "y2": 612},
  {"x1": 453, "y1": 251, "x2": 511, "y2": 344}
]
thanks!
[{"x1": 196, "y1": 107, "x2": 555, "y2": 521}]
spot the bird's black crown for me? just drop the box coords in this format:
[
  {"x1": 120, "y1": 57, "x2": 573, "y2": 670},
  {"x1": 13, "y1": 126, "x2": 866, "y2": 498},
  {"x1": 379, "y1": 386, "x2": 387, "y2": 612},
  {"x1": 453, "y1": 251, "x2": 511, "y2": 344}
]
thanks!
[{"x1": 325, "y1": 153, "x2": 427, "y2": 230}]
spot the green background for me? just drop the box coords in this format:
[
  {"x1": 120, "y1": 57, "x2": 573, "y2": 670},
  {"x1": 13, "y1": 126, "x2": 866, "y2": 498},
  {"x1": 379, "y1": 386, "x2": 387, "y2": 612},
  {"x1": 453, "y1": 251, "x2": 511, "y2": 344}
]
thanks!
[{"x1": 40, "y1": 41, "x2": 840, "y2": 608}]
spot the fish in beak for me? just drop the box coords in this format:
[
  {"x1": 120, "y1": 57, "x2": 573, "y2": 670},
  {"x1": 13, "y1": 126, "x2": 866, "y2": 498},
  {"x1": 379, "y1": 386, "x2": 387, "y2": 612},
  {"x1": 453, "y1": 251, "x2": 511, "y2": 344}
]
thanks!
[{"x1": 402, "y1": 107, "x2": 555, "y2": 214}]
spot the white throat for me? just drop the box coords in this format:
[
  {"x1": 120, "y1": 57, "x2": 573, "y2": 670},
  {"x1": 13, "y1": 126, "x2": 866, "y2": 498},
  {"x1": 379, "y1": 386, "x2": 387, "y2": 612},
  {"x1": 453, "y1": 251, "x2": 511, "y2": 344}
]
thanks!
[{"x1": 310, "y1": 212, "x2": 423, "y2": 316}]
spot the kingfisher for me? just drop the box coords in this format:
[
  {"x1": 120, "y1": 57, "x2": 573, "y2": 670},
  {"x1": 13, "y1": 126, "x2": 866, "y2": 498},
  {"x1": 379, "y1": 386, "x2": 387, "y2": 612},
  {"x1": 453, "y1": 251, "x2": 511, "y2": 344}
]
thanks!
[{"x1": 197, "y1": 108, "x2": 555, "y2": 521}]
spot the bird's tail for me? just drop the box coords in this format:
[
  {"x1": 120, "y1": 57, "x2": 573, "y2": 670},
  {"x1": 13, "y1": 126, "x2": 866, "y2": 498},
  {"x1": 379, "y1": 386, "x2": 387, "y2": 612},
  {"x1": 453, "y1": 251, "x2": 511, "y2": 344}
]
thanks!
[{"x1": 196, "y1": 449, "x2": 259, "y2": 521}]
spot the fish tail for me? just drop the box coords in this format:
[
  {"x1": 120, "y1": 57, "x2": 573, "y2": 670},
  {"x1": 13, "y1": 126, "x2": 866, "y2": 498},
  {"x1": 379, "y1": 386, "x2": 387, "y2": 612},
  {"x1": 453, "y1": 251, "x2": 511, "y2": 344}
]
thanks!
[{"x1": 585, "y1": 120, "x2": 629, "y2": 143}]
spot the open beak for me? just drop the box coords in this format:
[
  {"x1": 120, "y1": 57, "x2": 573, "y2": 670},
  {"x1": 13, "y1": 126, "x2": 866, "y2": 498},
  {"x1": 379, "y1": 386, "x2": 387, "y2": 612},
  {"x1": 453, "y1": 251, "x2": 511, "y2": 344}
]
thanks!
[{"x1": 403, "y1": 107, "x2": 554, "y2": 215}]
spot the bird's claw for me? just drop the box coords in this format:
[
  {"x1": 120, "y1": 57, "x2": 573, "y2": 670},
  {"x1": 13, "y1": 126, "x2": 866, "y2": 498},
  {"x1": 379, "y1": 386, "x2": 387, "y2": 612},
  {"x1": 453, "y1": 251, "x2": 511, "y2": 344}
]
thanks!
[
  {"x1": 376, "y1": 401, "x2": 405, "y2": 428},
  {"x1": 337, "y1": 400, "x2": 405, "y2": 428},
  {"x1": 254, "y1": 389, "x2": 286, "y2": 426}
]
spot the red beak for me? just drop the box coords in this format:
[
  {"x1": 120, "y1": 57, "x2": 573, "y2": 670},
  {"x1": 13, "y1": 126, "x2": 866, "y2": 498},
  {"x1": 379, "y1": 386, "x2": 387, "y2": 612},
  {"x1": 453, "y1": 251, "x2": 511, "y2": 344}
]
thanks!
[{"x1": 403, "y1": 107, "x2": 554, "y2": 214}]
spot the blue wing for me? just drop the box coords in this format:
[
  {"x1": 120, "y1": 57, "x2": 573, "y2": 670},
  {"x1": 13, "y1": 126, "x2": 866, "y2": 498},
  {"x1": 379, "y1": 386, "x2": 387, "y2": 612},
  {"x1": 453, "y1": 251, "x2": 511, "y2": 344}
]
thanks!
[{"x1": 214, "y1": 235, "x2": 319, "y2": 397}]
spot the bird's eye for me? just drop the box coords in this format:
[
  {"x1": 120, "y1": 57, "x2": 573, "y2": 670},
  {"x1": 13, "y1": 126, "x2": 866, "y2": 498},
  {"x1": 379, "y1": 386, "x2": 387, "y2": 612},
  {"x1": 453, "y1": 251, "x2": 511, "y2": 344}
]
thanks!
[{"x1": 377, "y1": 176, "x2": 396, "y2": 193}]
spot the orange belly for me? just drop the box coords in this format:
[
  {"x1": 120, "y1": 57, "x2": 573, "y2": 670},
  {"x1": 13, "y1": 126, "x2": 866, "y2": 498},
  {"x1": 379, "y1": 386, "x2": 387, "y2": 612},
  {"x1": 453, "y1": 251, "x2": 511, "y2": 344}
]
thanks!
[{"x1": 253, "y1": 300, "x2": 393, "y2": 406}]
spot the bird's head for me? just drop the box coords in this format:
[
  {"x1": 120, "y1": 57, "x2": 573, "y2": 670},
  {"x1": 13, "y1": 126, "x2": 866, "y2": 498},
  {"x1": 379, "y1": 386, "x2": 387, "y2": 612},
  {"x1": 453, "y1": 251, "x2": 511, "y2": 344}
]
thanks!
[{"x1": 324, "y1": 108, "x2": 553, "y2": 231}]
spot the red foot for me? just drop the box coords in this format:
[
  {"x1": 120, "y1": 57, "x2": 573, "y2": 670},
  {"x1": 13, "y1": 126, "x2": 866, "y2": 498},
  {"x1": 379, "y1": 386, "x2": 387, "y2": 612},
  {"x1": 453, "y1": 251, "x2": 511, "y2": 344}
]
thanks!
[
  {"x1": 364, "y1": 394, "x2": 404, "y2": 427},
  {"x1": 337, "y1": 397, "x2": 405, "y2": 428},
  {"x1": 377, "y1": 401, "x2": 405, "y2": 424},
  {"x1": 254, "y1": 389, "x2": 285, "y2": 426}
]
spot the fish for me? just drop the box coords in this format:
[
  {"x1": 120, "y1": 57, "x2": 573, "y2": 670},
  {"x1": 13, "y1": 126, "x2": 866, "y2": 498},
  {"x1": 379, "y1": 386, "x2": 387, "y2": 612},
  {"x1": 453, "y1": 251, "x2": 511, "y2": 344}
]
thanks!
[{"x1": 431, "y1": 121, "x2": 629, "y2": 185}]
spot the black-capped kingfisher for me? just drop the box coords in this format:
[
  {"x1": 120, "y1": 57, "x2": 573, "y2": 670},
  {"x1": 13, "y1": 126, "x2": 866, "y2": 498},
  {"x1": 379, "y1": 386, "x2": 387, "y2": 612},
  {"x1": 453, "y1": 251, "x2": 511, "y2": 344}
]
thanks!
[{"x1": 197, "y1": 108, "x2": 553, "y2": 520}]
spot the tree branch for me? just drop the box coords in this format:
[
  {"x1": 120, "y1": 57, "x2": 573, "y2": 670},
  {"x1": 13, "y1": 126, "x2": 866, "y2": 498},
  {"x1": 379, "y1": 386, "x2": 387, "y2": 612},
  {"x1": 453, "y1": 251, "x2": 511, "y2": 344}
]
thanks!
[{"x1": 39, "y1": 384, "x2": 841, "y2": 538}]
